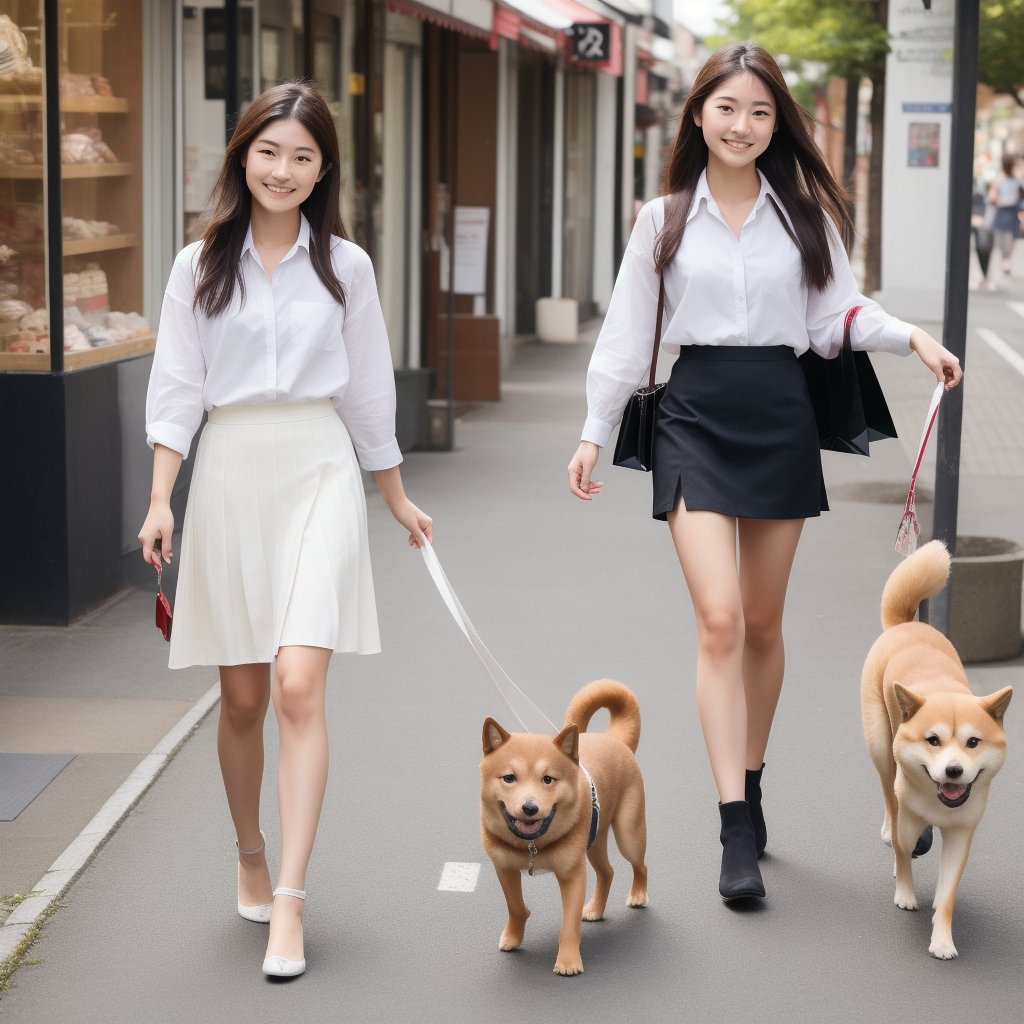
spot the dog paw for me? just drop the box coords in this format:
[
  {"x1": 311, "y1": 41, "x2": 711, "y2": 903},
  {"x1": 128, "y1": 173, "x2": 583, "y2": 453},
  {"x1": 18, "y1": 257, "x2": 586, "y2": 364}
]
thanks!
[
  {"x1": 895, "y1": 891, "x2": 918, "y2": 911},
  {"x1": 498, "y1": 930, "x2": 523, "y2": 952},
  {"x1": 581, "y1": 908, "x2": 605, "y2": 922},
  {"x1": 627, "y1": 891, "x2": 649, "y2": 908},
  {"x1": 553, "y1": 958, "x2": 584, "y2": 976},
  {"x1": 929, "y1": 939, "x2": 958, "y2": 960}
]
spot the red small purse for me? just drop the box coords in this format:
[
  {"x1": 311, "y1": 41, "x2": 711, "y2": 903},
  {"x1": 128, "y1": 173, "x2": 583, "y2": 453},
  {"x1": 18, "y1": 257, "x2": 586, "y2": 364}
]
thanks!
[{"x1": 155, "y1": 563, "x2": 173, "y2": 642}]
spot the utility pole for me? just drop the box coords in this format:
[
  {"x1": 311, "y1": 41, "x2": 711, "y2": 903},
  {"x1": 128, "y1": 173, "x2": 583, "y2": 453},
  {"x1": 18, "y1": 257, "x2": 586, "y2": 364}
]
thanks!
[{"x1": 925, "y1": 0, "x2": 978, "y2": 633}]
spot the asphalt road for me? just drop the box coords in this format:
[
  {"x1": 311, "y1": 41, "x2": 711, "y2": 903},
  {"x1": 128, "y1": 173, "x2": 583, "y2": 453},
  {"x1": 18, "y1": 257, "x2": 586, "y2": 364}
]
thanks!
[{"x1": 2, "y1": 296, "x2": 1023, "y2": 1022}]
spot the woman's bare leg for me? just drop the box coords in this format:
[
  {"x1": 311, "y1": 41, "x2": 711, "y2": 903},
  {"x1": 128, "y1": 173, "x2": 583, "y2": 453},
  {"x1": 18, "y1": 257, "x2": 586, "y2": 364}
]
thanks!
[
  {"x1": 265, "y1": 644, "x2": 331, "y2": 964},
  {"x1": 219, "y1": 663, "x2": 273, "y2": 908},
  {"x1": 737, "y1": 517, "x2": 804, "y2": 769},
  {"x1": 667, "y1": 505, "x2": 745, "y2": 803}
]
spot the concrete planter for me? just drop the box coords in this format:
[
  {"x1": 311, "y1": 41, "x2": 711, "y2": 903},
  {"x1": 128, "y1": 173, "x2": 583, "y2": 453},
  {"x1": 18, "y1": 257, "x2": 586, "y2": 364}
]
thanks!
[
  {"x1": 394, "y1": 367, "x2": 433, "y2": 453},
  {"x1": 948, "y1": 536, "x2": 1024, "y2": 663},
  {"x1": 535, "y1": 297, "x2": 579, "y2": 342}
]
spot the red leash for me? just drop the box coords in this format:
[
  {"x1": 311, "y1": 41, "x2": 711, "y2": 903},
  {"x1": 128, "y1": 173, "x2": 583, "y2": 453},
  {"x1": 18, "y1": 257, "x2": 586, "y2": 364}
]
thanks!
[{"x1": 895, "y1": 382, "x2": 944, "y2": 557}]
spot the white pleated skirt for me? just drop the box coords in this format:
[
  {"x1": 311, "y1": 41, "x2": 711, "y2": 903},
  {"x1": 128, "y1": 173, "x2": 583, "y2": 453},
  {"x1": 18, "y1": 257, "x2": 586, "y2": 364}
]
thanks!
[{"x1": 168, "y1": 400, "x2": 380, "y2": 668}]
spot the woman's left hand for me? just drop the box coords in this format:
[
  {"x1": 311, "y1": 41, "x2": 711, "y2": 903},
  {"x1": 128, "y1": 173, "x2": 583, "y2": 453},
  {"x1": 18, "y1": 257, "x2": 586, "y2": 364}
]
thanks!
[
  {"x1": 389, "y1": 498, "x2": 433, "y2": 549},
  {"x1": 910, "y1": 329, "x2": 963, "y2": 391}
]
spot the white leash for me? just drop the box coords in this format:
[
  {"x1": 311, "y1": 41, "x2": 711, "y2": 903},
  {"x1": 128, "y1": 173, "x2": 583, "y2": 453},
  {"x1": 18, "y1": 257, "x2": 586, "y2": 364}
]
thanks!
[
  {"x1": 895, "y1": 381, "x2": 945, "y2": 557},
  {"x1": 419, "y1": 540, "x2": 557, "y2": 734}
]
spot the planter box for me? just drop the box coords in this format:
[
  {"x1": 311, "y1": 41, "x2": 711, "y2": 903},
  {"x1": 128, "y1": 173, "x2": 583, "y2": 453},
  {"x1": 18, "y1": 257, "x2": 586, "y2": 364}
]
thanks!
[
  {"x1": 535, "y1": 297, "x2": 579, "y2": 342},
  {"x1": 948, "y1": 536, "x2": 1023, "y2": 663},
  {"x1": 395, "y1": 367, "x2": 433, "y2": 453}
]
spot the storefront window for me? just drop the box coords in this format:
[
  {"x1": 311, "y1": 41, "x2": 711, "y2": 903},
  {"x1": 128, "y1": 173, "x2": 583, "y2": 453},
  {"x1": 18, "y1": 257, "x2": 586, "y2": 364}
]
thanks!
[
  {"x1": 0, "y1": 0, "x2": 154, "y2": 372},
  {"x1": 0, "y1": 4, "x2": 46, "y2": 371}
]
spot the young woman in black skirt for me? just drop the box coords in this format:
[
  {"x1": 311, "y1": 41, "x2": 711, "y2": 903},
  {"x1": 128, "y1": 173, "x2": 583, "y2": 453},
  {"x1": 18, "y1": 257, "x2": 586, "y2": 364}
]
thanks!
[{"x1": 567, "y1": 43, "x2": 962, "y2": 901}]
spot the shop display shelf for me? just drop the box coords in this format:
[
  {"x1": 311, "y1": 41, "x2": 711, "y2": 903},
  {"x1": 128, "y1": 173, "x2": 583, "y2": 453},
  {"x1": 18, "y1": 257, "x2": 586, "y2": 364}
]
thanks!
[
  {"x1": 0, "y1": 95, "x2": 129, "y2": 113},
  {"x1": 0, "y1": 333, "x2": 156, "y2": 373},
  {"x1": 0, "y1": 162, "x2": 134, "y2": 179},
  {"x1": 63, "y1": 233, "x2": 138, "y2": 256}
]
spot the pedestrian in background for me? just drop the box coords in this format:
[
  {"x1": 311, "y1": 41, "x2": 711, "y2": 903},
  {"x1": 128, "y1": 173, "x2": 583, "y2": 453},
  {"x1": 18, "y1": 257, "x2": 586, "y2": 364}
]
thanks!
[
  {"x1": 138, "y1": 81, "x2": 431, "y2": 979},
  {"x1": 972, "y1": 188, "x2": 996, "y2": 290},
  {"x1": 988, "y1": 154, "x2": 1023, "y2": 277},
  {"x1": 567, "y1": 42, "x2": 962, "y2": 903}
]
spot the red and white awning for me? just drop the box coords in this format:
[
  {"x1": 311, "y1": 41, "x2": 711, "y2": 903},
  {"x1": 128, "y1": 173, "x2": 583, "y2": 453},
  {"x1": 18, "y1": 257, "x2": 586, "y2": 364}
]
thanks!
[{"x1": 492, "y1": 0, "x2": 623, "y2": 76}]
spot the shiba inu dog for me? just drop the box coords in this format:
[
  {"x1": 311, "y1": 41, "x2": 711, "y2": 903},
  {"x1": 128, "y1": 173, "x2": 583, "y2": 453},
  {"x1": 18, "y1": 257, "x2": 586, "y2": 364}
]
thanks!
[
  {"x1": 479, "y1": 679, "x2": 648, "y2": 976},
  {"x1": 861, "y1": 540, "x2": 1012, "y2": 959}
]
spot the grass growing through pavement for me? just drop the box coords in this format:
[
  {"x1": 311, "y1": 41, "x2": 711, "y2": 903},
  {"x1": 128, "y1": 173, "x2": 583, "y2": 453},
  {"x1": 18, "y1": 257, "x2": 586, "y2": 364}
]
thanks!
[{"x1": 0, "y1": 893, "x2": 60, "y2": 998}]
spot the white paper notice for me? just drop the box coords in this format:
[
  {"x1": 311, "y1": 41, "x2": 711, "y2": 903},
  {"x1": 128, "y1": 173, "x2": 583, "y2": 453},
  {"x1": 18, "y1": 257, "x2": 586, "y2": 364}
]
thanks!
[{"x1": 453, "y1": 206, "x2": 490, "y2": 296}]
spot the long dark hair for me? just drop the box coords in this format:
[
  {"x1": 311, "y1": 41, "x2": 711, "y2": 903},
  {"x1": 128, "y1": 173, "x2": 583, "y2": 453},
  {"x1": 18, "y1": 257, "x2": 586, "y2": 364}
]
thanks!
[
  {"x1": 194, "y1": 82, "x2": 348, "y2": 317},
  {"x1": 656, "y1": 42, "x2": 852, "y2": 291}
]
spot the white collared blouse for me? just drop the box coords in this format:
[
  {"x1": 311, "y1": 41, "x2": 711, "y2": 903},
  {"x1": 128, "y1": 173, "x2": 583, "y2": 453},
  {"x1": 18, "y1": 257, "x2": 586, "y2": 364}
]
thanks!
[
  {"x1": 146, "y1": 215, "x2": 402, "y2": 471},
  {"x1": 582, "y1": 170, "x2": 915, "y2": 448}
]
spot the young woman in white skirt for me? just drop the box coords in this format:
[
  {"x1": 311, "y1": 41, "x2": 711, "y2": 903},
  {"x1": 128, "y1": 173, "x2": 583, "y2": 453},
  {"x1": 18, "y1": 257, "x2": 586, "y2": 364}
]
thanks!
[
  {"x1": 138, "y1": 82, "x2": 431, "y2": 978},
  {"x1": 567, "y1": 43, "x2": 963, "y2": 902}
]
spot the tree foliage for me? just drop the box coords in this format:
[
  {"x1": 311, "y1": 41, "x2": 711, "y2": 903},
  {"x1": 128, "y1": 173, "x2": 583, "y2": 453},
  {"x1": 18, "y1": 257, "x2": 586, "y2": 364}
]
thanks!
[
  {"x1": 710, "y1": 0, "x2": 889, "y2": 87},
  {"x1": 980, "y1": 1, "x2": 1024, "y2": 106},
  {"x1": 713, "y1": 0, "x2": 1024, "y2": 105}
]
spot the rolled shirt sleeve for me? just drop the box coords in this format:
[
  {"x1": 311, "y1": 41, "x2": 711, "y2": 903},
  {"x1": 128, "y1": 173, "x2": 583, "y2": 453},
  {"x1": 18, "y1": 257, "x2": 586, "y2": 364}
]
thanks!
[
  {"x1": 583, "y1": 200, "x2": 664, "y2": 447},
  {"x1": 146, "y1": 246, "x2": 207, "y2": 459},
  {"x1": 336, "y1": 249, "x2": 403, "y2": 471},
  {"x1": 806, "y1": 221, "x2": 915, "y2": 359}
]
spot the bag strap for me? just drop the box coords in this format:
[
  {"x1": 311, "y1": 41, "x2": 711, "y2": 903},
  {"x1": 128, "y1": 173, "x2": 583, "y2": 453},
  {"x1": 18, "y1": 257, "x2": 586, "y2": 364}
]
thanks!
[
  {"x1": 843, "y1": 305, "x2": 862, "y2": 351},
  {"x1": 646, "y1": 274, "x2": 666, "y2": 390}
]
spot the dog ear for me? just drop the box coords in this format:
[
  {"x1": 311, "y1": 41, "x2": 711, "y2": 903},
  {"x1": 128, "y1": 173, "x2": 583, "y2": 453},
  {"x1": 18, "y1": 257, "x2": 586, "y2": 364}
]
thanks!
[
  {"x1": 553, "y1": 724, "x2": 580, "y2": 763},
  {"x1": 893, "y1": 683, "x2": 925, "y2": 723},
  {"x1": 979, "y1": 686, "x2": 1013, "y2": 723},
  {"x1": 482, "y1": 718, "x2": 511, "y2": 754}
]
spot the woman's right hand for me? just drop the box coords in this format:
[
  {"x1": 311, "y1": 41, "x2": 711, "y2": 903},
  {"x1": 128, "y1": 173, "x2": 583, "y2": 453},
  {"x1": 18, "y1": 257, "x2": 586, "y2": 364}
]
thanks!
[
  {"x1": 138, "y1": 502, "x2": 174, "y2": 569},
  {"x1": 568, "y1": 441, "x2": 603, "y2": 500}
]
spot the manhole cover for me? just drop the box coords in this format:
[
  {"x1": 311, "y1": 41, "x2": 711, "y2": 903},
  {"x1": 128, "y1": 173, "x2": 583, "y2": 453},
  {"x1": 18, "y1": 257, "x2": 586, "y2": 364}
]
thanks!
[{"x1": 830, "y1": 481, "x2": 934, "y2": 505}]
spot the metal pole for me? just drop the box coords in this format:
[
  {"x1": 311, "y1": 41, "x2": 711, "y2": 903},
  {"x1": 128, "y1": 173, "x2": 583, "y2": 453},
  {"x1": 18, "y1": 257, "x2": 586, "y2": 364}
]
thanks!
[
  {"x1": 440, "y1": 32, "x2": 456, "y2": 451},
  {"x1": 926, "y1": 0, "x2": 978, "y2": 634},
  {"x1": 43, "y1": 0, "x2": 64, "y2": 372}
]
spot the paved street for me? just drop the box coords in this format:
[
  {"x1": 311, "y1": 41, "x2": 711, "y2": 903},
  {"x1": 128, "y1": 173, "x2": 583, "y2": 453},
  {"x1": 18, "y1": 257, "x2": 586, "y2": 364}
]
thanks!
[{"x1": 2, "y1": 265, "x2": 1024, "y2": 1021}]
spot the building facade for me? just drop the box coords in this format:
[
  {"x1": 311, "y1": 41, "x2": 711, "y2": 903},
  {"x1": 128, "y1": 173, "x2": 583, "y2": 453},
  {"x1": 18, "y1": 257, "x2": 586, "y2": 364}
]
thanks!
[{"x1": 0, "y1": 0, "x2": 691, "y2": 623}]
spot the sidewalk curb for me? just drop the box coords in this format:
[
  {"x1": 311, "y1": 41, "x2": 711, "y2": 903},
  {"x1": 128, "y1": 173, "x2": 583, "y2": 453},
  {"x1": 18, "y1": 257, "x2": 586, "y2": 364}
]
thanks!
[{"x1": 0, "y1": 682, "x2": 221, "y2": 964}]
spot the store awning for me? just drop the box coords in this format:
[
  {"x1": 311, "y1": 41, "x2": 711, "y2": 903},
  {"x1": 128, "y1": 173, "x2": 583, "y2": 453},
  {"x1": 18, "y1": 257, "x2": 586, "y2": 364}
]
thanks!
[
  {"x1": 493, "y1": 0, "x2": 623, "y2": 76},
  {"x1": 387, "y1": 0, "x2": 492, "y2": 41}
]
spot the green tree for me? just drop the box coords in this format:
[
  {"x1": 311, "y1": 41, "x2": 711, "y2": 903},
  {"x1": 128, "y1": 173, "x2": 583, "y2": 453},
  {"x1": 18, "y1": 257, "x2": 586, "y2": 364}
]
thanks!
[
  {"x1": 980, "y1": 0, "x2": 1024, "y2": 106},
  {"x1": 711, "y1": 0, "x2": 890, "y2": 290}
]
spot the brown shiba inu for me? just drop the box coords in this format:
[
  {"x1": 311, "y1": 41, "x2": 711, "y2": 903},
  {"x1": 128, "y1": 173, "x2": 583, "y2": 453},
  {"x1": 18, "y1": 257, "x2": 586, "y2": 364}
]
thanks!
[
  {"x1": 861, "y1": 540, "x2": 1012, "y2": 959},
  {"x1": 479, "y1": 679, "x2": 648, "y2": 976}
]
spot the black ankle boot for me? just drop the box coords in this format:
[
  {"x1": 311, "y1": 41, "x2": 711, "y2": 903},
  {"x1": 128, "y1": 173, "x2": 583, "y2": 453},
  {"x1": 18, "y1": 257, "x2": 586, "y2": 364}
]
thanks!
[
  {"x1": 745, "y1": 763, "x2": 767, "y2": 858},
  {"x1": 718, "y1": 800, "x2": 766, "y2": 901}
]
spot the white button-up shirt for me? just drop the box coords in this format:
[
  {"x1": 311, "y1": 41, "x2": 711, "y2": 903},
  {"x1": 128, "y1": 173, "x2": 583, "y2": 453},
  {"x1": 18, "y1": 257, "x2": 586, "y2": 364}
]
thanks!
[
  {"x1": 146, "y1": 215, "x2": 402, "y2": 470},
  {"x1": 582, "y1": 170, "x2": 915, "y2": 448}
]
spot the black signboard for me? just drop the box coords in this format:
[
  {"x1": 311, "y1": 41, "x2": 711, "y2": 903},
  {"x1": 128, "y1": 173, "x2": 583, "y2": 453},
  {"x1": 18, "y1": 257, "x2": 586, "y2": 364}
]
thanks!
[{"x1": 570, "y1": 23, "x2": 611, "y2": 63}]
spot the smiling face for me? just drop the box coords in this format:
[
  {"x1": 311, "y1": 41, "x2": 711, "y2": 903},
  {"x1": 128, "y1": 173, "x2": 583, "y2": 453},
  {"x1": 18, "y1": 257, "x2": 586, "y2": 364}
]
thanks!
[
  {"x1": 480, "y1": 720, "x2": 581, "y2": 847},
  {"x1": 693, "y1": 71, "x2": 777, "y2": 174},
  {"x1": 893, "y1": 685, "x2": 1012, "y2": 811},
  {"x1": 242, "y1": 116, "x2": 327, "y2": 217}
]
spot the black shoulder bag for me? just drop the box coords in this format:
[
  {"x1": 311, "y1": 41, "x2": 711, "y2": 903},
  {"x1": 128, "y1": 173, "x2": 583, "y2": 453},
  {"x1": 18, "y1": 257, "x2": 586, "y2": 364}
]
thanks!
[{"x1": 611, "y1": 274, "x2": 667, "y2": 472}]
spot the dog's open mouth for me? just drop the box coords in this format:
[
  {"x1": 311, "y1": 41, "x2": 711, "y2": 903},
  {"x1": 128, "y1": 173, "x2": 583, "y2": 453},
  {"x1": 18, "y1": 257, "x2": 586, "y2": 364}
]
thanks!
[
  {"x1": 499, "y1": 801, "x2": 557, "y2": 841},
  {"x1": 936, "y1": 781, "x2": 973, "y2": 807}
]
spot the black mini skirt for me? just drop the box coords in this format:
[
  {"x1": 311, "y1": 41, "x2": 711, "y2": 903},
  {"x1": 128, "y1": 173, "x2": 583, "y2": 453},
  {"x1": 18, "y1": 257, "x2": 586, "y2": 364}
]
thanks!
[{"x1": 651, "y1": 345, "x2": 828, "y2": 522}]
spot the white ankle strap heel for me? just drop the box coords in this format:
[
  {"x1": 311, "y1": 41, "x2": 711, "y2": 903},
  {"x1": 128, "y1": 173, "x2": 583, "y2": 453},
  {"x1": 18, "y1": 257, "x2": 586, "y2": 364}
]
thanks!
[
  {"x1": 236, "y1": 829, "x2": 273, "y2": 923},
  {"x1": 262, "y1": 887, "x2": 308, "y2": 978}
]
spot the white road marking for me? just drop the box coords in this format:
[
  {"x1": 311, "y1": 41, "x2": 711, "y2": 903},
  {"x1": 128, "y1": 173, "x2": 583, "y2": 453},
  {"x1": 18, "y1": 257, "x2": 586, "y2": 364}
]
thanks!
[
  {"x1": 1007, "y1": 301, "x2": 1024, "y2": 322},
  {"x1": 438, "y1": 862, "x2": 481, "y2": 892},
  {"x1": 976, "y1": 327, "x2": 1024, "y2": 380}
]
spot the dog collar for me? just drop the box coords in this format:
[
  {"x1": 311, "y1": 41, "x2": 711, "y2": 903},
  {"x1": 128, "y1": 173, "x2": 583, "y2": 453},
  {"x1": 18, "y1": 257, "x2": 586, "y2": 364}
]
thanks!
[{"x1": 580, "y1": 763, "x2": 600, "y2": 851}]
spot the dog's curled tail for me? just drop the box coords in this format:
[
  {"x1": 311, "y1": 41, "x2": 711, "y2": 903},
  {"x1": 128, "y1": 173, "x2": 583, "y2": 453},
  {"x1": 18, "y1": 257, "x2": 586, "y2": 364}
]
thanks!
[
  {"x1": 881, "y1": 540, "x2": 951, "y2": 631},
  {"x1": 564, "y1": 679, "x2": 641, "y2": 753}
]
